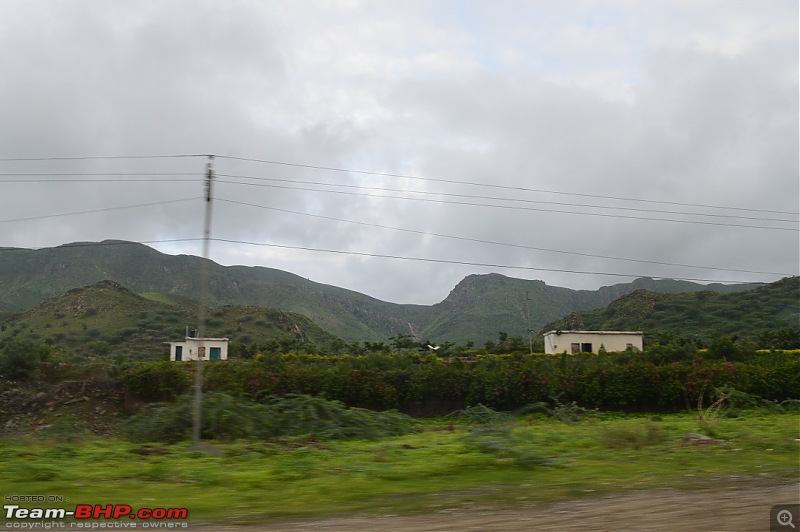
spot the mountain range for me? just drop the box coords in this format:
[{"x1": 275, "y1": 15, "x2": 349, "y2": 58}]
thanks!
[
  {"x1": 0, "y1": 240, "x2": 769, "y2": 344},
  {"x1": 0, "y1": 279, "x2": 338, "y2": 359},
  {"x1": 543, "y1": 276, "x2": 800, "y2": 343}
]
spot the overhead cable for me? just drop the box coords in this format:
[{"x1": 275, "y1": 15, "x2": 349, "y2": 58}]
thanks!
[
  {"x1": 0, "y1": 198, "x2": 200, "y2": 224},
  {"x1": 214, "y1": 179, "x2": 797, "y2": 232},
  {"x1": 209, "y1": 237, "x2": 766, "y2": 285},
  {"x1": 216, "y1": 197, "x2": 795, "y2": 277},
  {"x1": 216, "y1": 173, "x2": 797, "y2": 224},
  {"x1": 214, "y1": 154, "x2": 799, "y2": 216}
]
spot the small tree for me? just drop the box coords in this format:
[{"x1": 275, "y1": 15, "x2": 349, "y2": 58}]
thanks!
[{"x1": 0, "y1": 341, "x2": 41, "y2": 380}]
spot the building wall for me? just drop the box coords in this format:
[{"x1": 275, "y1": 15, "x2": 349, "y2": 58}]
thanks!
[
  {"x1": 169, "y1": 338, "x2": 229, "y2": 361},
  {"x1": 543, "y1": 331, "x2": 643, "y2": 354}
]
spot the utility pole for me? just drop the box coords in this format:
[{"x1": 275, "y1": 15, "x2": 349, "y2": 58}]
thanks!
[
  {"x1": 525, "y1": 291, "x2": 533, "y2": 355},
  {"x1": 192, "y1": 155, "x2": 214, "y2": 448}
]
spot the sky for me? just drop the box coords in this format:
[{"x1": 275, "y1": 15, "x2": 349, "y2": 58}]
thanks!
[{"x1": 0, "y1": 0, "x2": 797, "y2": 305}]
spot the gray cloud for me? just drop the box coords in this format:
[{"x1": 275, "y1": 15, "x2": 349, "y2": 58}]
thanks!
[{"x1": 1, "y1": 0, "x2": 796, "y2": 305}]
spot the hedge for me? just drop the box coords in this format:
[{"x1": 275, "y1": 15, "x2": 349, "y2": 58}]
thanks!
[{"x1": 119, "y1": 351, "x2": 800, "y2": 414}]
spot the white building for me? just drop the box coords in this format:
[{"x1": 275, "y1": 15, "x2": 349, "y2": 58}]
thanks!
[
  {"x1": 543, "y1": 330, "x2": 643, "y2": 354},
  {"x1": 167, "y1": 336, "x2": 229, "y2": 361}
]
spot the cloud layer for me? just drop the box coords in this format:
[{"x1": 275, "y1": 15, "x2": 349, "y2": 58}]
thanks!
[{"x1": 1, "y1": 0, "x2": 797, "y2": 304}]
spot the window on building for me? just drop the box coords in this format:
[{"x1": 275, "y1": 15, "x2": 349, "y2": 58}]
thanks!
[
  {"x1": 571, "y1": 343, "x2": 580, "y2": 354},
  {"x1": 581, "y1": 343, "x2": 593, "y2": 353}
]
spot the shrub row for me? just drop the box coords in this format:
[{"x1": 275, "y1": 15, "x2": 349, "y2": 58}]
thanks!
[
  {"x1": 123, "y1": 392, "x2": 414, "y2": 443},
  {"x1": 119, "y1": 351, "x2": 800, "y2": 414}
]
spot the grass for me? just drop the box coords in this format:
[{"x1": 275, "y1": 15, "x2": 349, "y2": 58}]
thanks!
[{"x1": 1, "y1": 411, "x2": 797, "y2": 525}]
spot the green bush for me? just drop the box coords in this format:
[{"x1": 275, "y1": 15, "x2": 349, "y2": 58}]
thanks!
[
  {"x1": 462, "y1": 424, "x2": 556, "y2": 469},
  {"x1": 121, "y1": 361, "x2": 192, "y2": 400},
  {"x1": 114, "y1": 352, "x2": 800, "y2": 414},
  {"x1": 123, "y1": 392, "x2": 271, "y2": 443},
  {"x1": 0, "y1": 340, "x2": 41, "y2": 380},
  {"x1": 122, "y1": 392, "x2": 415, "y2": 443}
]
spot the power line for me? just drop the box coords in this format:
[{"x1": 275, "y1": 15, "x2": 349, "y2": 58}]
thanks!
[
  {"x1": 0, "y1": 172, "x2": 199, "y2": 183},
  {"x1": 2, "y1": 152, "x2": 794, "y2": 216},
  {"x1": 214, "y1": 154, "x2": 799, "y2": 216},
  {"x1": 3, "y1": 169, "x2": 792, "y2": 227},
  {"x1": 209, "y1": 236, "x2": 767, "y2": 285},
  {"x1": 0, "y1": 178, "x2": 199, "y2": 183},
  {"x1": 216, "y1": 172, "x2": 797, "y2": 224},
  {"x1": 215, "y1": 178, "x2": 798, "y2": 232},
  {"x1": 0, "y1": 198, "x2": 199, "y2": 224},
  {"x1": 0, "y1": 172, "x2": 197, "y2": 176},
  {"x1": 3, "y1": 168, "x2": 793, "y2": 224},
  {"x1": 216, "y1": 197, "x2": 795, "y2": 277},
  {"x1": 0, "y1": 154, "x2": 206, "y2": 162},
  {"x1": 1, "y1": 236, "x2": 778, "y2": 286},
  {"x1": 0, "y1": 168, "x2": 797, "y2": 223}
]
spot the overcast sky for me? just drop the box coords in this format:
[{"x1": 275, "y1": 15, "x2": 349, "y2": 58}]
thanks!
[{"x1": 1, "y1": 0, "x2": 797, "y2": 305}]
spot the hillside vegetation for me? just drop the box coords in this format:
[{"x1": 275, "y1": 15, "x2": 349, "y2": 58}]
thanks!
[
  {"x1": 0, "y1": 240, "x2": 764, "y2": 344},
  {"x1": 543, "y1": 276, "x2": 800, "y2": 347},
  {"x1": 0, "y1": 280, "x2": 338, "y2": 360}
]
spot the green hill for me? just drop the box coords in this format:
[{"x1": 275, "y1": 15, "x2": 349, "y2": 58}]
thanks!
[
  {"x1": 0, "y1": 241, "x2": 421, "y2": 342},
  {"x1": 542, "y1": 276, "x2": 800, "y2": 345},
  {"x1": 0, "y1": 280, "x2": 339, "y2": 360},
  {"x1": 423, "y1": 273, "x2": 759, "y2": 343},
  {"x1": 0, "y1": 240, "x2": 767, "y2": 344}
]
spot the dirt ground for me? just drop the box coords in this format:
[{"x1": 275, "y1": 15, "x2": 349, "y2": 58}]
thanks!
[{"x1": 196, "y1": 478, "x2": 799, "y2": 532}]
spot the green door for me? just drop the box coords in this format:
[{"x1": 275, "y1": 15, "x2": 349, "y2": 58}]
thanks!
[
  {"x1": 175, "y1": 345, "x2": 183, "y2": 361},
  {"x1": 210, "y1": 347, "x2": 221, "y2": 360}
]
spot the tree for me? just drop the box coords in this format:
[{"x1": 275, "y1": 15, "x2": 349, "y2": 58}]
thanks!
[
  {"x1": 0, "y1": 341, "x2": 40, "y2": 380},
  {"x1": 389, "y1": 334, "x2": 417, "y2": 351}
]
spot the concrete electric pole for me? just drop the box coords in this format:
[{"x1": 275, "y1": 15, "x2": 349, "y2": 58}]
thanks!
[{"x1": 192, "y1": 155, "x2": 214, "y2": 448}]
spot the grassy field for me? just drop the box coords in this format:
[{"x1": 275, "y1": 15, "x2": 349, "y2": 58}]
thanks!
[{"x1": 1, "y1": 411, "x2": 797, "y2": 526}]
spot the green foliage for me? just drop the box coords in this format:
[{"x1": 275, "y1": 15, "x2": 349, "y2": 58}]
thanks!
[
  {"x1": 258, "y1": 394, "x2": 414, "y2": 440},
  {"x1": 706, "y1": 335, "x2": 757, "y2": 361},
  {"x1": 2, "y1": 240, "x2": 784, "y2": 347},
  {"x1": 0, "y1": 340, "x2": 40, "y2": 380},
  {"x1": 697, "y1": 384, "x2": 783, "y2": 425},
  {"x1": 446, "y1": 404, "x2": 514, "y2": 424},
  {"x1": 114, "y1": 351, "x2": 800, "y2": 416},
  {"x1": 545, "y1": 277, "x2": 800, "y2": 347},
  {"x1": 123, "y1": 392, "x2": 272, "y2": 443},
  {"x1": 548, "y1": 398, "x2": 596, "y2": 423},
  {"x1": 0, "y1": 281, "x2": 339, "y2": 362},
  {"x1": 462, "y1": 424, "x2": 556, "y2": 469},
  {"x1": 121, "y1": 361, "x2": 192, "y2": 400},
  {"x1": 3, "y1": 411, "x2": 798, "y2": 523},
  {"x1": 122, "y1": 392, "x2": 416, "y2": 443},
  {"x1": 757, "y1": 328, "x2": 800, "y2": 350}
]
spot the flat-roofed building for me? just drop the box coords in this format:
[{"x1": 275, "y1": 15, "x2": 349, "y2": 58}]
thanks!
[
  {"x1": 543, "y1": 330, "x2": 643, "y2": 354},
  {"x1": 167, "y1": 336, "x2": 229, "y2": 361}
]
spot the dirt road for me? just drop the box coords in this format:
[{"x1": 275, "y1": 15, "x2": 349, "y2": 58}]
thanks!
[{"x1": 200, "y1": 478, "x2": 798, "y2": 531}]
